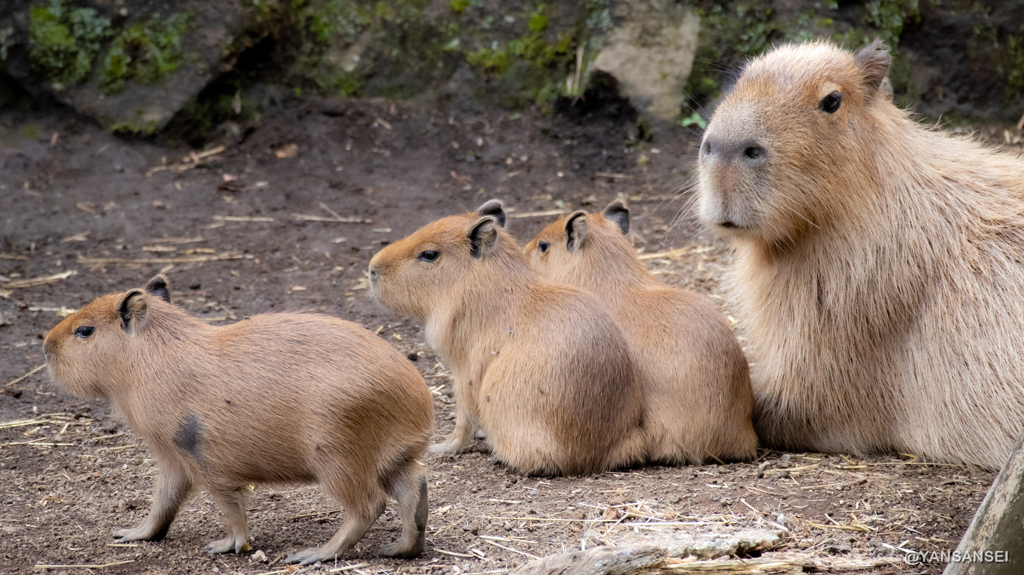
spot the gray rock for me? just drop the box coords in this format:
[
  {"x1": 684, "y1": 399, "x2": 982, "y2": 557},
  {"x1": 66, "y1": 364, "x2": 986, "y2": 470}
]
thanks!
[{"x1": 592, "y1": 0, "x2": 699, "y2": 124}]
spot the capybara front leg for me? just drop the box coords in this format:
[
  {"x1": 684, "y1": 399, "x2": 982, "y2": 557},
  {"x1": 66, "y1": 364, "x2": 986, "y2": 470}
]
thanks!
[
  {"x1": 113, "y1": 465, "x2": 193, "y2": 542},
  {"x1": 380, "y1": 468, "x2": 427, "y2": 558},
  {"x1": 205, "y1": 486, "x2": 251, "y2": 554},
  {"x1": 429, "y1": 380, "x2": 478, "y2": 454},
  {"x1": 285, "y1": 503, "x2": 385, "y2": 565}
]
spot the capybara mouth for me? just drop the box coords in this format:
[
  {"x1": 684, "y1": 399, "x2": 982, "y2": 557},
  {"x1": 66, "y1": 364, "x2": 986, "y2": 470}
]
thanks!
[{"x1": 719, "y1": 221, "x2": 741, "y2": 229}]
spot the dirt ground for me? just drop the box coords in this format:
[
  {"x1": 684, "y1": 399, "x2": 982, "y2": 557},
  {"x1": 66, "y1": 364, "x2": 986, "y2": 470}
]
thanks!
[{"x1": 1, "y1": 97, "x2": 1017, "y2": 575}]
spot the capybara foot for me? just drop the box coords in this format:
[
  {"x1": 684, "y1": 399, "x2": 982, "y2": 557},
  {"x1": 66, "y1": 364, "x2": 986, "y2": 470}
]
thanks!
[
  {"x1": 428, "y1": 438, "x2": 465, "y2": 455},
  {"x1": 285, "y1": 547, "x2": 336, "y2": 565},
  {"x1": 113, "y1": 525, "x2": 162, "y2": 542},
  {"x1": 205, "y1": 535, "x2": 249, "y2": 554},
  {"x1": 379, "y1": 537, "x2": 424, "y2": 559}
]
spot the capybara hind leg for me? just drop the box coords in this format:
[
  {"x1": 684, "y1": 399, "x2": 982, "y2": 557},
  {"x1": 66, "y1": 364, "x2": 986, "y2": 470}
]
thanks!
[
  {"x1": 204, "y1": 487, "x2": 251, "y2": 554},
  {"x1": 114, "y1": 466, "x2": 192, "y2": 542},
  {"x1": 285, "y1": 504, "x2": 385, "y2": 565},
  {"x1": 380, "y1": 469, "x2": 428, "y2": 558}
]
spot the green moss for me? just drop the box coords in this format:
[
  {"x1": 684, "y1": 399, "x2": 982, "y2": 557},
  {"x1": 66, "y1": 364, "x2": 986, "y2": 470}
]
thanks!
[
  {"x1": 683, "y1": 0, "x2": 927, "y2": 113},
  {"x1": 28, "y1": 0, "x2": 111, "y2": 89},
  {"x1": 97, "y1": 13, "x2": 192, "y2": 95},
  {"x1": 18, "y1": 124, "x2": 41, "y2": 139},
  {"x1": 684, "y1": 2, "x2": 778, "y2": 107}
]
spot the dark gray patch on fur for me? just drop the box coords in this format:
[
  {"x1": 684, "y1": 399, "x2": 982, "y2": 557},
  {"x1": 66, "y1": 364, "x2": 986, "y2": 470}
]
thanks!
[
  {"x1": 415, "y1": 475, "x2": 428, "y2": 533},
  {"x1": 174, "y1": 414, "x2": 203, "y2": 462}
]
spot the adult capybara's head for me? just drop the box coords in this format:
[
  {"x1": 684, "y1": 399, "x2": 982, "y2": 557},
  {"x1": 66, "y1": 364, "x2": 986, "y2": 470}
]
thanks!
[
  {"x1": 697, "y1": 39, "x2": 892, "y2": 246},
  {"x1": 43, "y1": 275, "x2": 171, "y2": 398},
  {"x1": 368, "y1": 200, "x2": 512, "y2": 321},
  {"x1": 523, "y1": 200, "x2": 633, "y2": 285}
]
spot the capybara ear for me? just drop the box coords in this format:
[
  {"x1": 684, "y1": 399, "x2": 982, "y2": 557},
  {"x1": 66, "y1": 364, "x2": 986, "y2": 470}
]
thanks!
[
  {"x1": 603, "y1": 201, "x2": 630, "y2": 235},
  {"x1": 117, "y1": 290, "x2": 148, "y2": 334},
  {"x1": 476, "y1": 199, "x2": 506, "y2": 228},
  {"x1": 565, "y1": 211, "x2": 589, "y2": 253},
  {"x1": 467, "y1": 216, "x2": 499, "y2": 259},
  {"x1": 145, "y1": 274, "x2": 171, "y2": 303},
  {"x1": 854, "y1": 38, "x2": 890, "y2": 95}
]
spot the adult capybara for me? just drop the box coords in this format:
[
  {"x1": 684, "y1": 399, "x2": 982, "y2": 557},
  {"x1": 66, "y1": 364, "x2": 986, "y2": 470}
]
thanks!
[
  {"x1": 368, "y1": 200, "x2": 647, "y2": 476},
  {"x1": 697, "y1": 39, "x2": 1024, "y2": 469},
  {"x1": 524, "y1": 200, "x2": 757, "y2": 464},
  {"x1": 43, "y1": 275, "x2": 434, "y2": 564}
]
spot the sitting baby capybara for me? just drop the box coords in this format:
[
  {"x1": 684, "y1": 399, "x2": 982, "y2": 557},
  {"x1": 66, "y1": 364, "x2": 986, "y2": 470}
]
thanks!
[
  {"x1": 524, "y1": 200, "x2": 757, "y2": 464},
  {"x1": 368, "y1": 200, "x2": 647, "y2": 476},
  {"x1": 43, "y1": 275, "x2": 434, "y2": 563},
  {"x1": 697, "y1": 38, "x2": 1024, "y2": 469}
]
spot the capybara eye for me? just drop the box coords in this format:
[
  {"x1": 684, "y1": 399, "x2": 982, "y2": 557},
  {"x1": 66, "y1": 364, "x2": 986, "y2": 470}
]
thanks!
[
  {"x1": 538, "y1": 241, "x2": 549, "y2": 253},
  {"x1": 74, "y1": 326, "x2": 95, "y2": 339},
  {"x1": 417, "y1": 250, "x2": 439, "y2": 262},
  {"x1": 820, "y1": 91, "x2": 842, "y2": 113}
]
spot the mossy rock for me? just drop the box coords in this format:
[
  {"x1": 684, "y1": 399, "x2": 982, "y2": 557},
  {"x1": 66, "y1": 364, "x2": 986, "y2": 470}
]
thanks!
[{"x1": 682, "y1": 0, "x2": 1024, "y2": 124}]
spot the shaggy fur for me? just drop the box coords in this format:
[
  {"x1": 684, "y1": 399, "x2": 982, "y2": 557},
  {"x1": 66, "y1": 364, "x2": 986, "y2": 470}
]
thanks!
[
  {"x1": 524, "y1": 201, "x2": 757, "y2": 464},
  {"x1": 44, "y1": 275, "x2": 434, "y2": 564},
  {"x1": 368, "y1": 201, "x2": 647, "y2": 476},
  {"x1": 697, "y1": 39, "x2": 1024, "y2": 469}
]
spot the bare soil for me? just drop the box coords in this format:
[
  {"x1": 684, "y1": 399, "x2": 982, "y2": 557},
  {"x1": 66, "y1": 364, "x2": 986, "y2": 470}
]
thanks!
[{"x1": 1, "y1": 99, "x2": 1015, "y2": 575}]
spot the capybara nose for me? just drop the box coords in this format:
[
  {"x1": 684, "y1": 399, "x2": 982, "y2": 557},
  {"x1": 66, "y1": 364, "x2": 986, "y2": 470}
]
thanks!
[
  {"x1": 701, "y1": 137, "x2": 767, "y2": 166},
  {"x1": 368, "y1": 267, "x2": 379, "y2": 283}
]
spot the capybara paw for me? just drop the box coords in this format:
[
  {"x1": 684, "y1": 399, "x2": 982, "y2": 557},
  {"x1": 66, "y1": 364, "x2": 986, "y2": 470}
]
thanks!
[
  {"x1": 205, "y1": 536, "x2": 250, "y2": 554},
  {"x1": 285, "y1": 547, "x2": 334, "y2": 565},
  {"x1": 113, "y1": 526, "x2": 156, "y2": 542},
  {"x1": 379, "y1": 538, "x2": 424, "y2": 559},
  {"x1": 428, "y1": 439, "x2": 464, "y2": 455}
]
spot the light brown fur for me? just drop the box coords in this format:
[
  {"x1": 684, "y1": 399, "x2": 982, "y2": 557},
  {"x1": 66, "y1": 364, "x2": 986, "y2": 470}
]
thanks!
[
  {"x1": 697, "y1": 39, "x2": 1024, "y2": 469},
  {"x1": 368, "y1": 201, "x2": 647, "y2": 476},
  {"x1": 524, "y1": 201, "x2": 757, "y2": 464},
  {"x1": 43, "y1": 275, "x2": 434, "y2": 564}
]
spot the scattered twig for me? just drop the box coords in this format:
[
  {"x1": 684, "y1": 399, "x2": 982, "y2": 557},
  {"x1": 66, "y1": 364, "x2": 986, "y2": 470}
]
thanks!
[
  {"x1": 594, "y1": 172, "x2": 631, "y2": 179},
  {"x1": 27, "y1": 306, "x2": 77, "y2": 318},
  {"x1": 510, "y1": 210, "x2": 566, "y2": 219},
  {"x1": 35, "y1": 561, "x2": 135, "y2": 570},
  {"x1": 286, "y1": 509, "x2": 342, "y2": 521},
  {"x1": 146, "y1": 145, "x2": 226, "y2": 176},
  {"x1": 292, "y1": 214, "x2": 372, "y2": 224},
  {"x1": 329, "y1": 562, "x2": 370, "y2": 573},
  {"x1": 436, "y1": 548, "x2": 475, "y2": 558},
  {"x1": 0, "y1": 418, "x2": 47, "y2": 429},
  {"x1": 481, "y1": 539, "x2": 540, "y2": 560},
  {"x1": 638, "y1": 247, "x2": 696, "y2": 261},
  {"x1": 214, "y1": 215, "x2": 275, "y2": 222},
  {"x1": 804, "y1": 521, "x2": 872, "y2": 533},
  {"x1": 78, "y1": 253, "x2": 251, "y2": 265},
  {"x1": 4, "y1": 364, "x2": 46, "y2": 388},
  {"x1": 1, "y1": 270, "x2": 76, "y2": 289}
]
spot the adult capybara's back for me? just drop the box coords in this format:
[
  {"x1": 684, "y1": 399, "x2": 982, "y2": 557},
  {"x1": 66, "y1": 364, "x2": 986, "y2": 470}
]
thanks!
[{"x1": 697, "y1": 39, "x2": 1024, "y2": 469}]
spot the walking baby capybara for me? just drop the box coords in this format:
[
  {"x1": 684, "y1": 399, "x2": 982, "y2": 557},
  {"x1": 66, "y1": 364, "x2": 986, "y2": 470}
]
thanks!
[
  {"x1": 697, "y1": 39, "x2": 1024, "y2": 468},
  {"x1": 368, "y1": 200, "x2": 648, "y2": 476},
  {"x1": 43, "y1": 275, "x2": 434, "y2": 563},
  {"x1": 524, "y1": 200, "x2": 757, "y2": 464}
]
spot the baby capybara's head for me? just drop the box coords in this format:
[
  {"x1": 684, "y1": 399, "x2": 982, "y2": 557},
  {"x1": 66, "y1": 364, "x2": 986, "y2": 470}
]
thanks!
[
  {"x1": 523, "y1": 200, "x2": 633, "y2": 285},
  {"x1": 44, "y1": 275, "x2": 171, "y2": 398},
  {"x1": 368, "y1": 200, "x2": 514, "y2": 321}
]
